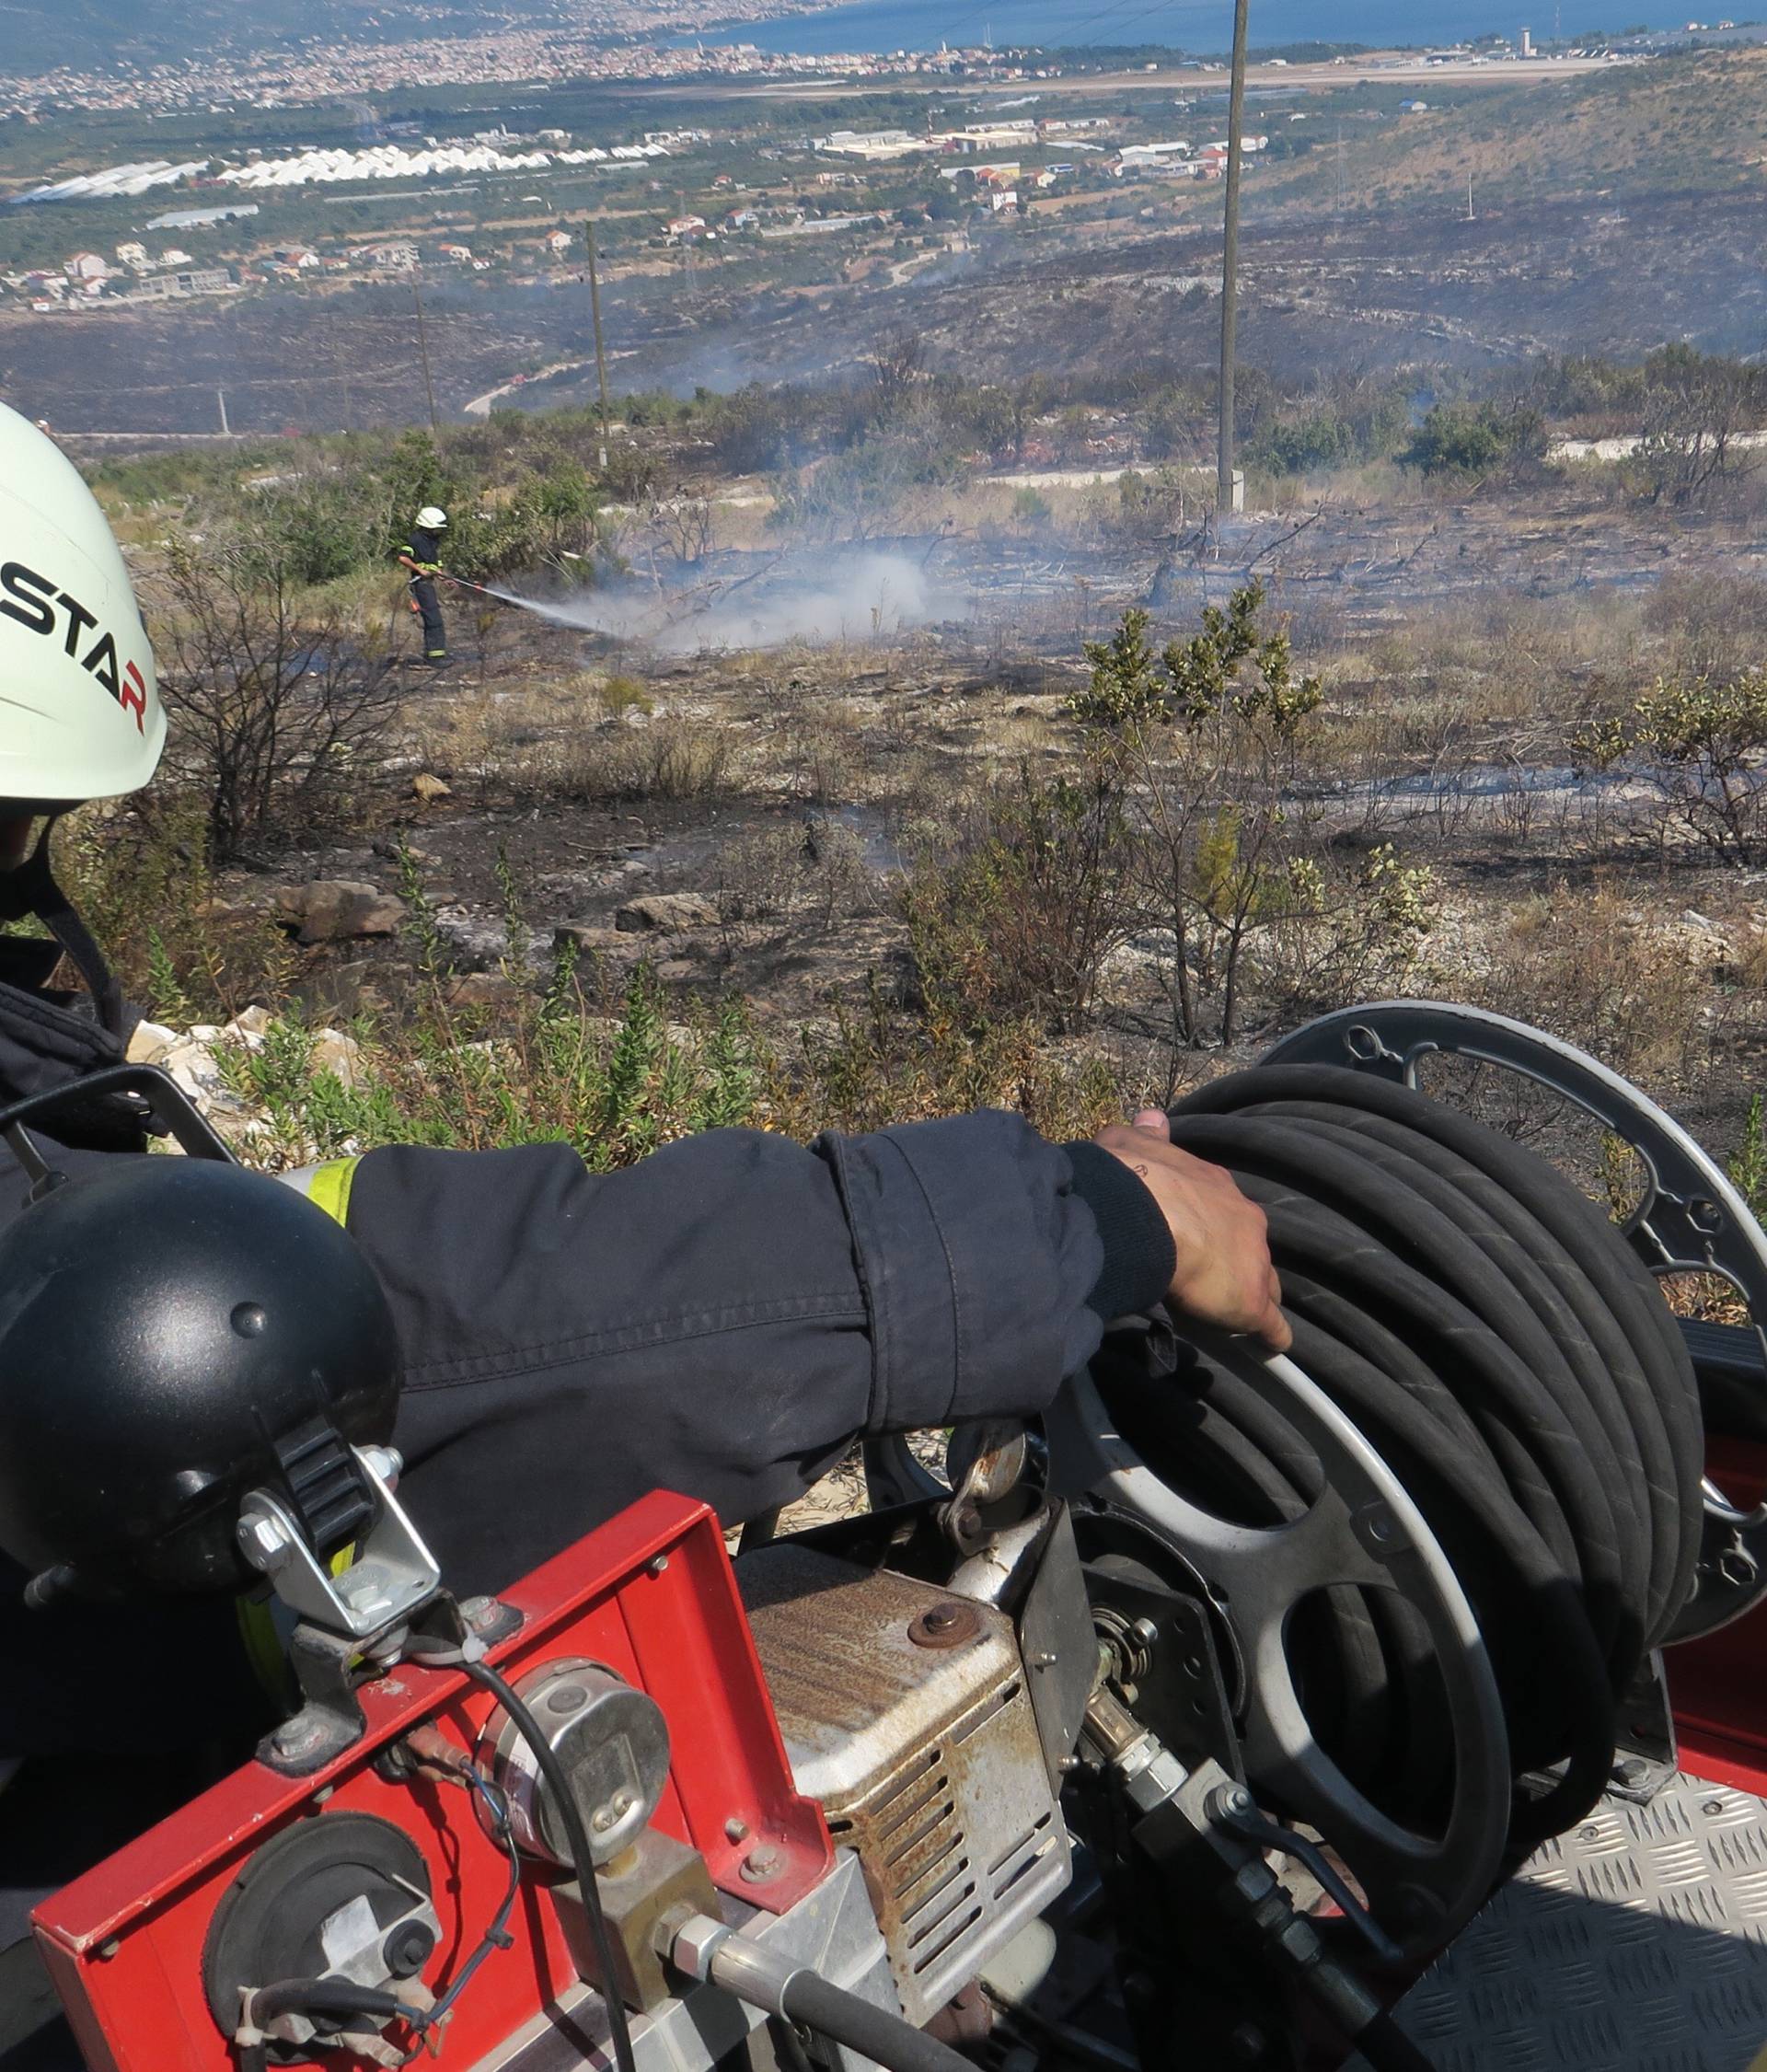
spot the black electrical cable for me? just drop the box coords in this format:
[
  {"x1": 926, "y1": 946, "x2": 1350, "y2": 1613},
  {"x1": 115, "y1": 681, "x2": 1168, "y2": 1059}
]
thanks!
[
  {"x1": 768, "y1": 2014, "x2": 818, "y2": 2072},
  {"x1": 248, "y1": 1980, "x2": 412, "y2": 2027},
  {"x1": 462, "y1": 1657, "x2": 641, "y2": 2072},
  {"x1": 1098, "y1": 1065, "x2": 1703, "y2": 1860},
  {"x1": 387, "y1": 1767, "x2": 525, "y2": 2067}
]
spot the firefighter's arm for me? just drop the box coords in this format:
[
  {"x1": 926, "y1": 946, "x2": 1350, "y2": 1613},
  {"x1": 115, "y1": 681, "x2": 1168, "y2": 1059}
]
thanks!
[{"x1": 299, "y1": 1115, "x2": 1179, "y2": 1593}]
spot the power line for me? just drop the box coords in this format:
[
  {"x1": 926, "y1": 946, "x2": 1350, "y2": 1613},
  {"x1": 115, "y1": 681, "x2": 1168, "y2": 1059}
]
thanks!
[{"x1": 582, "y1": 214, "x2": 612, "y2": 469}]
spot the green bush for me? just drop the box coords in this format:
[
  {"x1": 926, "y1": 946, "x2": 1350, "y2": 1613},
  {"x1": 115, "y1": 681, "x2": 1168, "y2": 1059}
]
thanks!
[
  {"x1": 1399, "y1": 402, "x2": 1545, "y2": 478},
  {"x1": 1578, "y1": 668, "x2": 1767, "y2": 863},
  {"x1": 903, "y1": 767, "x2": 1127, "y2": 1036}
]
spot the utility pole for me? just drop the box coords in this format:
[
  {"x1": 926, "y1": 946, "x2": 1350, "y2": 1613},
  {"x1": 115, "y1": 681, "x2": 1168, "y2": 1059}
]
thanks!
[
  {"x1": 583, "y1": 215, "x2": 613, "y2": 471},
  {"x1": 215, "y1": 387, "x2": 229, "y2": 436},
  {"x1": 329, "y1": 307, "x2": 354, "y2": 433},
  {"x1": 411, "y1": 281, "x2": 439, "y2": 433},
  {"x1": 1216, "y1": 0, "x2": 1251, "y2": 516},
  {"x1": 1465, "y1": 174, "x2": 1475, "y2": 222}
]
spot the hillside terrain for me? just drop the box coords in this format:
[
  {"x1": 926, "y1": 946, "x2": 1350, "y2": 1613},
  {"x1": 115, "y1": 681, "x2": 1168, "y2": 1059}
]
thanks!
[
  {"x1": 1243, "y1": 47, "x2": 1767, "y2": 215},
  {"x1": 5, "y1": 47, "x2": 1765, "y2": 435}
]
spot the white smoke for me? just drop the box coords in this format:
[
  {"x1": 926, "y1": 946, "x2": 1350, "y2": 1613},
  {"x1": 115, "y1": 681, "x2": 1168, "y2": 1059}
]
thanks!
[{"x1": 483, "y1": 550, "x2": 957, "y2": 654}]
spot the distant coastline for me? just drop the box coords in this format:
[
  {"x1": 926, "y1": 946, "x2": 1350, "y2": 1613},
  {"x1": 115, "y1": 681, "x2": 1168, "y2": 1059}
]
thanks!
[{"x1": 670, "y1": 1, "x2": 1715, "y2": 59}]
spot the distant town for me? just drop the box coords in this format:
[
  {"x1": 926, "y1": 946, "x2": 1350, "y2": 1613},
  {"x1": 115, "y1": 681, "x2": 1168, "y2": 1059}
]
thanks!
[{"x1": 2, "y1": 18, "x2": 1678, "y2": 329}]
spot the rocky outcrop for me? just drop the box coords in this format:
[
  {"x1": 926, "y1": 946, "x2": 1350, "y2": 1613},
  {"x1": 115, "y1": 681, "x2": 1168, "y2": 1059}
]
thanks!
[
  {"x1": 614, "y1": 892, "x2": 718, "y2": 934},
  {"x1": 273, "y1": 880, "x2": 408, "y2": 946}
]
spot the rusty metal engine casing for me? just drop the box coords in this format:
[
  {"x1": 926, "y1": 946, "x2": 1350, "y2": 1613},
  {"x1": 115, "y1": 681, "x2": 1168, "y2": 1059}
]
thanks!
[{"x1": 739, "y1": 1545, "x2": 1071, "y2": 2027}]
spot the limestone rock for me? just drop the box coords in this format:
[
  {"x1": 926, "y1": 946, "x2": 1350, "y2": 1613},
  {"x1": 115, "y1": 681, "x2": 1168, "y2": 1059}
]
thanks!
[
  {"x1": 446, "y1": 971, "x2": 523, "y2": 1012},
  {"x1": 614, "y1": 892, "x2": 718, "y2": 934},
  {"x1": 126, "y1": 1019, "x2": 179, "y2": 1065},
  {"x1": 310, "y1": 1029, "x2": 364, "y2": 1088},
  {"x1": 275, "y1": 880, "x2": 407, "y2": 945},
  {"x1": 412, "y1": 771, "x2": 452, "y2": 803}
]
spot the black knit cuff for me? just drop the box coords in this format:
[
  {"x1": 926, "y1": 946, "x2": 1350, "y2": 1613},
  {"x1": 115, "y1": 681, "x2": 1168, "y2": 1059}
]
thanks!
[{"x1": 1064, "y1": 1140, "x2": 1177, "y2": 1324}]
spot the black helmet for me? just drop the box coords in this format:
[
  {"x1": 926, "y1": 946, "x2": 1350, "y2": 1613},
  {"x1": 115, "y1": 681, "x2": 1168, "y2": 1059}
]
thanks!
[{"x1": 0, "y1": 1157, "x2": 399, "y2": 1601}]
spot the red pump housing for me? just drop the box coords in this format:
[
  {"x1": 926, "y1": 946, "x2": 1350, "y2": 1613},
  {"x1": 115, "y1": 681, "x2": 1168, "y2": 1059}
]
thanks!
[{"x1": 30, "y1": 1491, "x2": 833, "y2": 2072}]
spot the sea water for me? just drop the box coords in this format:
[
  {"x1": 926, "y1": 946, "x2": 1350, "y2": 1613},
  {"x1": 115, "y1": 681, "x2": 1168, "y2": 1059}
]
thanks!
[{"x1": 685, "y1": 0, "x2": 1703, "y2": 59}]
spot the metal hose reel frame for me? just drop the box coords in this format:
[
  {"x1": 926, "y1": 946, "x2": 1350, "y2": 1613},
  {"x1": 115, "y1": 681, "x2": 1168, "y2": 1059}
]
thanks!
[
  {"x1": 1046, "y1": 1332, "x2": 1511, "y2": 1958},
  {"x1": 1263, "y1": 1000, "x2": 1767, "y2": 1639}
]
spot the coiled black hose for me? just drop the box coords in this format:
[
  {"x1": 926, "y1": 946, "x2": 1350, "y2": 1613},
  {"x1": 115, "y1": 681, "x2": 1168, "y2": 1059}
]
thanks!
[{"x1": 1102, "y1": 1065, "x2": 1703, "y2": 1857}]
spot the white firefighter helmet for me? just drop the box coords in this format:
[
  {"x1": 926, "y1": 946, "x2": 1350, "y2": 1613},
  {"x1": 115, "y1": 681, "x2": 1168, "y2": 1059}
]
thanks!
[
  {"x1": 416, "y1": 505, "x2": 448, "y2": 531},
  {"x1": 0, "y1": 403, "x2": 164, "y2": 808}
]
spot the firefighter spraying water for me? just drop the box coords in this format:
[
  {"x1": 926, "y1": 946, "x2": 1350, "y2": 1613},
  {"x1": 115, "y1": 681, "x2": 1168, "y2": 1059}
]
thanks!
[
  {"x1": 394, "y1": 505, "x2": 606, "y2": 656},
  {"x1": 396, "y1": 505, "x2": 450, "y2": 665}
]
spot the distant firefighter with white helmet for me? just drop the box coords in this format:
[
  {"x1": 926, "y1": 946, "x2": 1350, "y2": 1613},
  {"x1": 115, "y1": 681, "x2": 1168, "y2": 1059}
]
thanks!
[{"x1": 397, "y1": 502, "x2": 449, "y2": 665}]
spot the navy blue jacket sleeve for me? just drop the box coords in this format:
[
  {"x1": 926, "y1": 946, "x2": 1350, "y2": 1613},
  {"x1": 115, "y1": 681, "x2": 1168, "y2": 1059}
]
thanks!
[{"x1": 341, "y1": 1112, "x2": 1122, "y2": 1596}]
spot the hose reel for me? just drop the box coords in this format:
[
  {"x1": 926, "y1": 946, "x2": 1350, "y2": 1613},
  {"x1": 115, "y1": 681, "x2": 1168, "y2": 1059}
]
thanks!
[
  {"x1": 1265, "y1": 999, "x2": 1767, "y2": 1640},
  {"x1": 1045, "y1": 1002, "x2": 1720, "y2": 1960}
]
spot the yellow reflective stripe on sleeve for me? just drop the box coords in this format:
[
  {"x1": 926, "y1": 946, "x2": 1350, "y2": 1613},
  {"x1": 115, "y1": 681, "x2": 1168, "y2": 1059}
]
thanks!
[{"x1": 306, "y1": 1156, "x2": 360, "y2": 1228}]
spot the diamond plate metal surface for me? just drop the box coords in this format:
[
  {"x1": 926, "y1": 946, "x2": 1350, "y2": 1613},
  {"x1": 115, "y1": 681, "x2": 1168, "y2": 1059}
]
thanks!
[{"x1": 1374, "y1": 1777, "x2": 1767, "y2": 2071}]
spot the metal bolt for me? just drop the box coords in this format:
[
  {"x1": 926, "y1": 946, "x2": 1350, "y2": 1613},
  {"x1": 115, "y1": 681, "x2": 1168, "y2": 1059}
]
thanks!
[
  {"x1": 97, "y1": 1940, "x2": 120, "y2": 1962},
  {"x1": 724, "y1": 1816, "x2": 751, "y2": 1843},
  {"x1": 909, "y1": 1599, "x2": 981, "y2": 1649},
  {"x1": 311, "y1": 1785, "x2": 334, "y2": 1807},
  {"x1": 648, "y1": 1554, "x2": 669, "y2": 1576},
  {"x1": 1613, "y1": 1756, "x2": 1650, "y2": 1788},
  {"x1": 271, "y1": 1717, "x2": 324, "y2": 1758},
  {"x1": 1030, "y1": 1649, "x2": 1058, "y2": 1668},
  {"x1": 1130, "y1": 1617, "x2": 1160, "y2": 1648},
  {"x1": 238, "y1": 1512, "x2": 291, "y2": 1566},
  {"x1": 589, "y1": 1788, "x2": 641, "y2": 1837},
  {"x1": 459, "y1": 1595, "x2": 499, "y2": 1633},
  {"x1": 360, "y1": 1445, "x2": 403, "y2": 1485},
  {"x1": 739, "y1": 1843, "x2": 787, "y2": 1884},
  {"x1": 1704, "y1": 1799, "x2": 1726, "y2": 1816}
]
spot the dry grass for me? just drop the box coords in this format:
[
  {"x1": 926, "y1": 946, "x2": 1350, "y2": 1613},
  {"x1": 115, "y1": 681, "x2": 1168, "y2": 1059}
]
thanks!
[
  {"x1": 502, "y1": 712, "x2": 738, "y2": 803},
  {"x1": 1436, "y1": 880, "x2": 1714, "y2": 1094}
]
